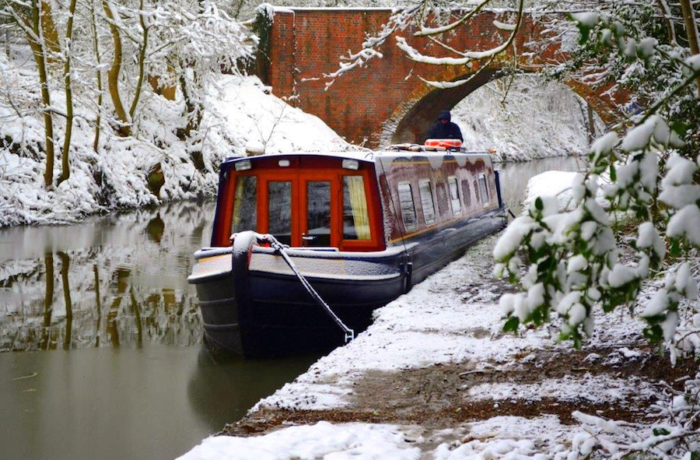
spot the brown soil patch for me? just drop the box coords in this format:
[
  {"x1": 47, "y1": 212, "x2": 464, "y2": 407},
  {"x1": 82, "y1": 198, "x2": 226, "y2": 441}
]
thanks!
[{"x1": 222, "y1": 344, "x2": 699, "y2": 437}]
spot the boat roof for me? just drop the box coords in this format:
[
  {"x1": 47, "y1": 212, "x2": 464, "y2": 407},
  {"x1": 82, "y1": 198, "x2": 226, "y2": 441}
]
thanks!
[
  {"x1": 223, "y1": 150, "x2": 492, "y2": 166},
  {"x1": 223, "y1": 151, "x2": 375, "y2": 165}
]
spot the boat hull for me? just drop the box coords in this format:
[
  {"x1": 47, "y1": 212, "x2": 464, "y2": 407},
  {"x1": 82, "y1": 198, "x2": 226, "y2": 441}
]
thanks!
[{"x1": 189, "y1": 210, "x2": 506, "y2": 358}]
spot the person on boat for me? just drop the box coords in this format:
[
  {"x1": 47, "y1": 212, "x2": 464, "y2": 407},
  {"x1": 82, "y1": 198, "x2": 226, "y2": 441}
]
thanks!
[{"x1": 427, "y1": 110, "x2": 463, "y2": 142}]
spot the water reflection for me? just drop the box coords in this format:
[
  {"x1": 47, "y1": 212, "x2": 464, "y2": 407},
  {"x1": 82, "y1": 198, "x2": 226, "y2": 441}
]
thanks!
[
  {"x1": 0, "y1": 200, "x2": 215, "y2": 352},
  {"x1": 187, "y1": 348, "x2": 321, "y2": 430}
]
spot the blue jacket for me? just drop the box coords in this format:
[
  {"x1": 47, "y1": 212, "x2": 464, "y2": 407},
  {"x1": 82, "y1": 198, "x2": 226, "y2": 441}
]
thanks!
[{"x1": 428, "y1": 121, "x2": 463, "y2": 142}]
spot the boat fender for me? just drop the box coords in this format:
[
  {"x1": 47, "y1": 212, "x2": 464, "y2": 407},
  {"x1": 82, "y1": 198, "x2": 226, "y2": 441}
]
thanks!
[{"x1": 231, "y1": 231, "x2": 258, "y2": 268}]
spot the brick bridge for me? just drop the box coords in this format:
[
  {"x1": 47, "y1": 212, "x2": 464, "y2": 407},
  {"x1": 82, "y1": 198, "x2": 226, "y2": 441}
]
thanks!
[{"x1": 260, "y1": 7, "x2": 620, "y2": 148}]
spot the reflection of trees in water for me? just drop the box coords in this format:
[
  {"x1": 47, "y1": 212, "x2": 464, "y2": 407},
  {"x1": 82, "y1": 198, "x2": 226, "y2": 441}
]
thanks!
[{"x1": 0, "y1": 201, "x2": 214, "y2": 352}]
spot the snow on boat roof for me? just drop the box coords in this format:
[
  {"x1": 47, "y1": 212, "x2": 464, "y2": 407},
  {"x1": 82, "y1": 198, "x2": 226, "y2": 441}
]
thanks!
[
  {"x1": 223, "y1": 150, "x2": 493, "y2": 166},
  {"x1": 223, "y1": 151, "x2": 375, "y2": 164}
]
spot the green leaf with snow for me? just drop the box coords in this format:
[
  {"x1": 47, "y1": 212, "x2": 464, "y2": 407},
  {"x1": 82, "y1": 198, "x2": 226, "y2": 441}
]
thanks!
[
  {"x1": 503, "y1": 316, "x2": 519, "y2": 333},
  {"x1": 670, "y1": 121, "x2": 690, "y2": 137},
  {"x1": 643, "y1": 324, "x2": 664, "y2": 343},
  {"x1": 535, "y1": 197, "x2": 543, "y2": 211}
]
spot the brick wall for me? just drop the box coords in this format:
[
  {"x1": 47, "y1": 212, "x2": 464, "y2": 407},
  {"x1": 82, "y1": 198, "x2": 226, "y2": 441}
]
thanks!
[{"x1": 267, "y1": 9, "x2": 620, "y2": 148}]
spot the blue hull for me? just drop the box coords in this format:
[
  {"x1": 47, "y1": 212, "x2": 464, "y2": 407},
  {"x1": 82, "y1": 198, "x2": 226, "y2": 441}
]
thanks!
[{"x1": 189, "y1": 209, "x2": 506, "y2": 358}]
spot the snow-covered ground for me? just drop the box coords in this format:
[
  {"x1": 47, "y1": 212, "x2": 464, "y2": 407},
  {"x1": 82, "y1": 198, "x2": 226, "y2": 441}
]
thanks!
[
  {"x1": 180, "y1": 229, "x2": 669, "y2": 459},
  {"x1": 0, "y1": 47, "x2": 354, "y2": 227},
  {"x1": 452, "y1": 76, "x2": 603, "y2": 162},
  {"x1": 522, "y1": 170, "x2": 580, "y2": 212}
]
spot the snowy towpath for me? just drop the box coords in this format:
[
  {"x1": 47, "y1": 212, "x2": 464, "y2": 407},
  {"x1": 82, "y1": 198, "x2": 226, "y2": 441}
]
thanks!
[{"x1": 181, "y1": 235, "x2": 694, "y2": 459}]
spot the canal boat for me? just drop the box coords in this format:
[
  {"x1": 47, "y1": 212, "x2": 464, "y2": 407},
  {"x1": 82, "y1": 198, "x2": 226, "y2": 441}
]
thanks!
[{"x1": 188, "y1": 146, "x2": 507, "y2": 358}]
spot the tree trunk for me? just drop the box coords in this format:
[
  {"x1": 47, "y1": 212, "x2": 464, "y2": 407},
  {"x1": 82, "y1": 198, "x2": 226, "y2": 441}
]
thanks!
[
  {"x1": 129, "y1": 287, "x2": 143, "y2": 347},
  {"x1": 57, "y1": 0, "x2": 78, "y2": 185},
  {"x1": 129, "y1": 0, "x2": 149, "y2": 121},
  {"x1": 40, "y1": 1, "x2": 61, "y2": 64},
  {"x1": 679, "y1": 0, "x2": 700, "y2": 94},
  {"x1": 91, "y1": 0, "x2": 104, "y2": 152},
  {"x1": 41, "y1": 253, "x2": 54, "y2": 349},
  {"x1": 93, "y1": 264, "x2": 102, "y2": 347},
  {"x1": 21, "y1": 0, "x2": 56, "y2": 187},
  {"x1": 179, "y1": 71, "x2": 202, "y2": 138},
  {"x1": 43, "y1": 253, "x2": 54, "y2": 327},
  {"x1": 102, "y1": 0, "x2": 131, "y2": 136},
  {"x1": 58, "y1": 252, "x2": 73, "y2": 350}
]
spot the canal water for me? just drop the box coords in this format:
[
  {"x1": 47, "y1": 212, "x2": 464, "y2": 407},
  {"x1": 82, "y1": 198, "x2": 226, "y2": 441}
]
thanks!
[{"x1": 0, "y1": 156, "x2": 582, "y2": 460}]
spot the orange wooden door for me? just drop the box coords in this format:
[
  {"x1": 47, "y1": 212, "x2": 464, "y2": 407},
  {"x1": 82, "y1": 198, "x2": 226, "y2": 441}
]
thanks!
[
  {"x1": 300, "y1": 173, "x2": 340, "y2": 248},
  {"x1": 259, "y1": 172, "x2": 340, "y2": 248}
]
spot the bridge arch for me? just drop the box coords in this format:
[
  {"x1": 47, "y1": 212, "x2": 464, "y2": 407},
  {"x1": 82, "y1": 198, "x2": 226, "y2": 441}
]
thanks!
[
  {"x1": 382, "y1": 67, "x2": 620, "y2": 146},
  {"x1": 264, "y1": 7, "x2": 625, "y2": 149}
]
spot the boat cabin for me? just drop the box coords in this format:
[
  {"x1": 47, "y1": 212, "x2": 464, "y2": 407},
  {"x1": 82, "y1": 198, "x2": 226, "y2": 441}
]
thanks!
[{"x1": 209, "y1": 151, "x2": 502, "y2": 252}]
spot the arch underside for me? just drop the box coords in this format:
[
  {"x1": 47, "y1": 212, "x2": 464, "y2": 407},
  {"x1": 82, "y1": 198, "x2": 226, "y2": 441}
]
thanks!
[
  {"x1": 384, "y1": 69, "x2": 621, "y2": 147},
  {"x1": 387, "y1": 69, "x2": 500, "y2": 146}
]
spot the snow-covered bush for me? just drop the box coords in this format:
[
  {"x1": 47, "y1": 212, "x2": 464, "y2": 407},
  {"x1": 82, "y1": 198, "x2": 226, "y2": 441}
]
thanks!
[
  {"x1": 495, "y1": 4, "x2": 700, "y2": 351},
  {"x1": 491, "y1": 5, "x2": 700, "y2": 457}
]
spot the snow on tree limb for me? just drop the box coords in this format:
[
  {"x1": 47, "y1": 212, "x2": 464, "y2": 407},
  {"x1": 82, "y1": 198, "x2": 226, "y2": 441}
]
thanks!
[{"x1": 326, "y1": 0, "x2": 524, "y2": 89}]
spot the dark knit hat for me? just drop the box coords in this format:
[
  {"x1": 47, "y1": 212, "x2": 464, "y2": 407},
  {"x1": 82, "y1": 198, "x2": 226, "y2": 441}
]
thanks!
[{"x1": 438, "y1": 110, "x2": 451, "y2": 121}]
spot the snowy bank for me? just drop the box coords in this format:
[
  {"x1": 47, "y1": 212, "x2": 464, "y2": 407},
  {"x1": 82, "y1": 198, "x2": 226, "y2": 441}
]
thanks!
[
  {"x1": 522, "y1": 169, "x2": 609, "y2": 213},
  {"x1": 181, "y1": 235, "x2": 683, "y2": 459},
  {"x1": 522, "y1": 170, "x2": 580, "y2": 212},
  {"x1": 0, "y1": 48, "x2": 354, "y2": 227}
]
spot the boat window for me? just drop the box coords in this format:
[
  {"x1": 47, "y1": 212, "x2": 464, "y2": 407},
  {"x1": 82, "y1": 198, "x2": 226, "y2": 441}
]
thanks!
[
  {"x1": 436, "y1": 182, "x2": 450, "y2": 217},
  {"x1": 473, "y1": 179, "x2": 480, "y2": 204},
  {"x1": 461, "y1": 180, "x2": 471, "y2": 208},
  {"x1": 479, "y1": 174, "x2": 490, "y2": 205},
  {"x1": 448, "y1": 176, "x2": 461, "y2": 214},
  {"x1": 306, "y1": 181, "x2": 332, "y2": 247},
  {"x1": 268, "y1": 181, "x2": 292, "y2": 245},
  {"x1": 232, "y1": 176, "x2": 257, "y2": 233},
  {"x1": 397, "y1": 183, "x2": 417, "y2": 231},
  {"x1": 343, "y1": 176, "x2": 371, "y2": 240},
  {"x1": 418, "y1": 180, "x2": 436, "y2": 224}
]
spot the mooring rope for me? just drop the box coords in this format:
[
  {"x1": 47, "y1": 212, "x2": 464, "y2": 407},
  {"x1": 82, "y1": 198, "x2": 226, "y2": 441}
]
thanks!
[{"x1": 258, "y1": 234, "x2": 355, "y2": 344}]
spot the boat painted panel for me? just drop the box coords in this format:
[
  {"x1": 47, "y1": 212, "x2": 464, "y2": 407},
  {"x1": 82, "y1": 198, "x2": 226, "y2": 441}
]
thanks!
[{"x1": 210, "y1": 154, "x2": 385, "y2": 251}]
